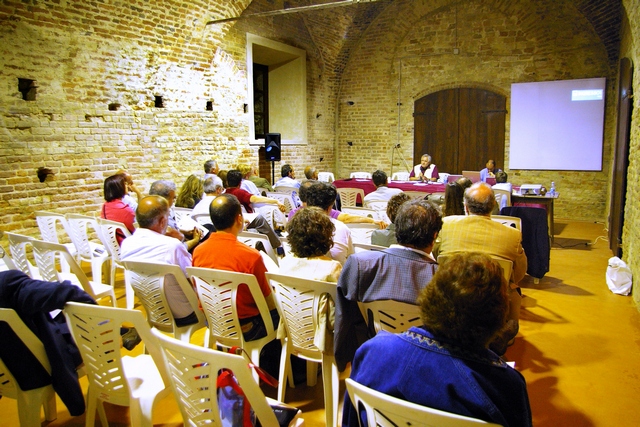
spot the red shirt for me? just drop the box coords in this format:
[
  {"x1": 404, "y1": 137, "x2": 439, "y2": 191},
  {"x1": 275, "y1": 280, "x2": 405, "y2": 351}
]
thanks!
[
  {"x1": 225, "y1": 187, "x2": 254, "y2": 213},
  {"x1": 192, "y1": 232, "x2": 271, "y2": 319}
]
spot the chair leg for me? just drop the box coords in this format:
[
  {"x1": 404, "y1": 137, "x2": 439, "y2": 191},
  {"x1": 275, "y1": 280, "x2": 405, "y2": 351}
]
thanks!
[
  {"x1": 277, "y1": 339, "x2": 291, "y2": 402},
  {"x1": 321, "y1": 356, "x2": 339, "y2": 427},
  {"x1": 129, "y1": 396, "x2": 156, "y2": 427},
  {"x1": 306, "y1": 361, "x2": 318, "y2": 387},
  {"x1": 17, "y1": 387, "x2": 53, "y2": 427},
  {"x1": 125, "y1": 278, "x2": 135, "y2": 310},
  {"x1": 42, "y1": 386, "x2": 57, "y2": 421},
  {"x1": 85, "y1": 387, "x2": 99, "y2": 427}
]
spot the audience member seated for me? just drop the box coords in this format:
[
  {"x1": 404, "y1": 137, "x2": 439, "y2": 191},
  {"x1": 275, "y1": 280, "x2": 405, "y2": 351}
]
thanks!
[
  {"x1": 237, "y1": 163, "x2": 262, "y2": 196},
  {"x1": 117, "y1": 168, "x2": 143, "y2": 211},
  {"x1": 305, "y1": 182, "x2": 353, "y2": 265},
  {"x1": 442, "y1": 181, "x2": 465, "y2": 216},
  {"x1": 493, "y1": 170, "x2": 512, "y2": 193},
  {"x1": 246, "y1": 165, "x2": 274, "y2": 193},
  {"x1": 225, "y1": 169, "x2": 286, "y2": 253},
  {"x1": 150, "y1": 180, "x2": 201, "y2": 252},
  {"x1": 175, "y1": 174, "x2": 204, "y2": 209},
  {"x1": 434, "y1": 182, "x2": 527, "y2": 355},
  {"x1": 302, "y1": 165, "x2": 319, "y2": 182},
  {"x1": 274, "y1": 164, "x2": 301, "y2": 189},
  {"x1": 203, "y1": 159, "x2": 224, "y2": 188},
  {"x1": 480, "y1": 159, "x2": 499, "y2": 182},
  {"x1": 121, "y1": 195, "x2": 201, "y2": 326},
  {"x1": 371, "y1": 193, "x2": 411, "y2": 247},
  {"x1": 289, "y1": 180, "x2": 387, "y2": 229},
  {"x1": 279, "y1": 206, "x2": 343, "y2": 282},
  {"x1": 218, "y1": 169, "x2": 228, "y2": 188},
  {"x1": 342, "y1": 252, "x2": 533, "y2": 427},
  {"x1": 334, "y1": 199, "x2": 442, "y2": 371},
  {"x1": 191, "y1": 177, "x2": 224, "y2": 225},
  {"x1": 363, "y1": 170, "x2": 403, "y2": 204},
  {"x1": 192, "y1": 194, "x2": 279, "y2": 342},
  {"x1": 409, "y1": 153, "x2": 439, "y2": 182},
  {"x1": 0, "y1": 270, "x2": 96, "y2": 416},
  {"x1": 100, "y1": 173, "x2": 136, "y2": 245}
]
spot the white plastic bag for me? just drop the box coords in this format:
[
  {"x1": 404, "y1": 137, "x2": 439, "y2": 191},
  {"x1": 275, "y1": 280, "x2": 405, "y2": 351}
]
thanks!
[{"x1": 606, "y1": 257, "x2": 633, "y2": 295}]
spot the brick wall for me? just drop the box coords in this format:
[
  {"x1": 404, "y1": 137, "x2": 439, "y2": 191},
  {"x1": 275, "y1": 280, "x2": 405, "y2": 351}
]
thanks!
[
  {"x1": 0, "y1": 0, "x2": 336, "y2": 240},
  {"x1": 336, "y1": 0, "x2": 616, "y2": 221}
]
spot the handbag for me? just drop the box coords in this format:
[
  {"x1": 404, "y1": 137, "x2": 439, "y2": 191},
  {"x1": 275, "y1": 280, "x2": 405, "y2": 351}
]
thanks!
[
  {"x1": 218, "y1": 347, "x2": 300, "y2": 427},
  {"x1": 606, "y1": 256, "x2": 633, "y2": 295}
]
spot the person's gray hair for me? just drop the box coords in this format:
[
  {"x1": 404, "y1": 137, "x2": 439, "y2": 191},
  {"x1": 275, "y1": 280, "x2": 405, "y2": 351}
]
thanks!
[
  {"x1": 204, "y1": 160, "x2": 218, "y2": 174},
  {"x1": 149, "y1": 180, "x2": 177, "y2": 198},
  {"x1": 203, "y1": 177, "x2": 222, "y2": 194}
]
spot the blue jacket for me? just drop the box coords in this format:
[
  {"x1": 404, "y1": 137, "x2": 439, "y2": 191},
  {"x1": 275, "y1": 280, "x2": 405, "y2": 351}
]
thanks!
[
  {"x1": 0, "y1": 270, "x2": 96, "y2": 415},
  {"x1": 343, "y1": 327, "x2": 533, "y2": 427}
]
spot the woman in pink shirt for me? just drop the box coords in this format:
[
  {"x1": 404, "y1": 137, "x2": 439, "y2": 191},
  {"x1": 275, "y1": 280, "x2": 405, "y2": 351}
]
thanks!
[{"x1": 100, "y1": 173, "x2": 136, "y2": 245}]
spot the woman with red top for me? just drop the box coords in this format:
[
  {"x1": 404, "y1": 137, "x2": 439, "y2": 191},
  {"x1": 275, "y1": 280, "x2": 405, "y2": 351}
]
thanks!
[{"x1": 100, "y1": 174, "x2": 136, "y2": 245}]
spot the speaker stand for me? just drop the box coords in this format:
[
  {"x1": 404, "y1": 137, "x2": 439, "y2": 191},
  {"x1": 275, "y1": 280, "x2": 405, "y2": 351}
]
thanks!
[{"x1": 271, "y1": 160, "x2": 275, "y2": 185}]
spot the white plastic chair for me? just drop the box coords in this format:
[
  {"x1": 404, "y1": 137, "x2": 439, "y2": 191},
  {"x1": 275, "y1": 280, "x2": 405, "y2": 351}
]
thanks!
[
  {"x1": 266, "y1": 272, "x2": 339, "y2": 427},
  {"x1": 173, "y1": 207, "x2": 193, "y2": 225},
  {"x1": 5, "y1": 232, "x2": 40, "y2": 278},
  {"x1": 186, "y1": 267, "x2": 279, "y2": 382},
  {"x1": 350, "y1": 172, "x2": 372, "y2": 179},
  {"x1": 318, "y1": 172, "x2": 335, "y2": 183},
  {"x1": 122, "y1": 260, "x2": 207, "y2": 343},
  {"x1": 438, "y1": 255, "x2": 513, "y2": 282},
  {"x1": 239, "y1": 231, "x2": 279, "y2": 265},
  {"x1": 265, "y1": 192, "x2": 297, "y2": 214},
  {"x1": 357, "y1": 300, "x2": 422, "y2": 335},
  {"x1": 345, "y1": 223, "x2": 379, "y2": 245},
  {"x1": 31, "y1": 239, "x2": 116, "y2": 307},
  {"x1": 63, "y1": 302, "x2": 170, "y2": 427},
  {"x1": 151, "y1": 329, "x2": 303, "y2": 427},
  {"x1": 0, "y1": 245, "x2": 17, "y2": 271},
  {"x1": 191, "y1": 212, "x2": 212, "y2": 226},
  {"x1": 491, "y1": 215, "x2": 522, "y2": 231},
  {"x1": 66, "y1": 213, "x2": 111, "y2": 284},
  {"x1": 363, "y1": 200, "x2": 390, "y2": 222},
  {"x1": 34, "y1": 211, "x2": 76, "y2": 271},
  {"x1": 493, "y1": 189, "x2": 512, "y2": 210},
  {"x1": 341, "y1": 206, "x2": 385, "y2": 224},
  {"x1": 0, "y1": 308, "x2": 57, "y2": 426},
  {"x1": 345, "y1": 377, "x2": 500, "y2": 426},
  {"x1": 337, "y1": 187, "x2": 365, "y2": 208},
  {"x1": 97, "y1": 218, "x2": 134, "y2": 308},
  {"x1": 391, "y1": 172, "x2": 410, "y2": 181}
]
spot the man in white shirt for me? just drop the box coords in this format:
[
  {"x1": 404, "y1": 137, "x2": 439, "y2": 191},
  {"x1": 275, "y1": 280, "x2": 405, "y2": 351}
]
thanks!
[
  {"x1": 306, "y1": 181, "x2": 353, "y2": 264},
  {"x1": 274, "y1": 164, "x2": 301, "y2": 189},
  {"x1": 363, "y1": 170, "x2": 403, "y2": 204},
  {"x1": 121, "y1": 195, "x2": 200, "y2": 326}
]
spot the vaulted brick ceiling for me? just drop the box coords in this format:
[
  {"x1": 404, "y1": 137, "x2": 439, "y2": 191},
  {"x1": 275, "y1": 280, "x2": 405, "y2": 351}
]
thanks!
[{"x1": 240, "y1": 0, "x2": 621, "y2": 74}]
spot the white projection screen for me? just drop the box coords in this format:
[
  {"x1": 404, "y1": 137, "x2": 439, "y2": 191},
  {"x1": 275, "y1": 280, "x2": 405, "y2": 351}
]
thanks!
[{"x1": 509, "y1": 77, "x2": 606, "y2": 171}]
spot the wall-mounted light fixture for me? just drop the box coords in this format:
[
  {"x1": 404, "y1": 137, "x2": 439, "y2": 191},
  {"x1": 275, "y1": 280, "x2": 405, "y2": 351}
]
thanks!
[
  {"x1": 37, "y1": 167, "x2": 54, "y2": 183},
  {"x1": 347, "y1": 141, "x2": 353, "y2": 146}
]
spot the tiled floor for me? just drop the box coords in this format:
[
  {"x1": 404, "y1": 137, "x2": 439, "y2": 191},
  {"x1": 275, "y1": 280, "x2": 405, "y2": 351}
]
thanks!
[{"x1": 1, "y1": 219, "x2": 640, "y2": 426}]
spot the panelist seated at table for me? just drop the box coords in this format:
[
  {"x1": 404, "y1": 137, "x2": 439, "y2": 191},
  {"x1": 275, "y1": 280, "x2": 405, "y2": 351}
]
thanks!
[{"x1": 409, "y1": 154, "x2": 439, "y2": 182}]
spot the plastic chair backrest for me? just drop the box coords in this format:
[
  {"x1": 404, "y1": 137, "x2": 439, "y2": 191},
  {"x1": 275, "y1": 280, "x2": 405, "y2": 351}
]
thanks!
[
  {"x1": 391, "y1": 172, "x2": 410, "y2": 181},
  {"x1": 345, "y1": 223, "x2": 379, "y2": 245},
  {"x1": 66, "y1": 214, "x2": 110, "y2": 283},
  {"x1": 151, "y1": 329, "x2": 283, "y2": 427},
  {"x1": 186, "y1": 267, "x2": 277, "y2": 366},
  {"x1": 438, "y1": 254, "x2": 512, "y2": 283},
  {"x1": 5, "y1": 232, "x2": 38, "y2": 277},
  {"x1": 0, "y1": 308, "x2": 57, "y2": 425},
  {"x1": 493, "y1": 189, "x2": 511, "y2": 208},
  {"x1": 96, "y1": 218, "x2": 132, "y2": 262},
  {"x1": 403, "y1": 191, "x2": 428, "y2": 201},
  {"x1": 265, "y1": 192, "x2": 296, "y2": 213},
  {"x1": 353, "y1": 243, "x2": 386, "y2": 253},
  {"x1": 191, "y1": 212, "x2": 212, "y2": 226},
  {"x1": 173, "y1": 207, "x2": 193, "y2": 224},
  {"x1": 266, "y1": 272, "x2": 339, "y2": 427},
  {"x1": 345, "y1": 378, "x2": 499, "y2": 427},
  {"x1": 491, "y1": 215, "x2": 521, "y2": 231},
  {"x1": 0, "y1": 246, "x2": 17, "y2": 271},
  {"x1": 238, "y1": 231, "x2": 279, "y2": 265},
  {"x1": 122, "y1": 260, "x2": 206, "y2": 342},
  {"x1": 350, "y1": 172, "x2": 372, "y2": 179},
  {"x1": 34, "y1": 211, "x2": 72, "y2": 245},
  {"x1": 318, "y1": 172, "x2": 335, "y2": 183},
  {"x1": 357, "y1": 299, "x2": 422, "y2": 335},
  {"x1": 31, "y1": 239, "x2": 116, "y2": 306},
  {"x1": 337, "y1": 187, "x2": 365, "y2": 208},
  {"x1": 63, "y1": 302, "x2": 169, "y2": 427}
]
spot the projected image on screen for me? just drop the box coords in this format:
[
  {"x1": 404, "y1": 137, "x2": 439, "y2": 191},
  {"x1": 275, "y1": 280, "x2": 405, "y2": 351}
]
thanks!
[{"x1": 509, "y1": 77, "x2": 606, "y2": 171}]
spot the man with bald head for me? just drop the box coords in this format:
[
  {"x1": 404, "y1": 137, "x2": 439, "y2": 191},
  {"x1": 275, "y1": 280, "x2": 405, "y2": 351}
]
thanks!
[
  {"x1": 121, "y1": 195, "x2": 200, "y2": 326},
  {"x1": 434, "y1": 182, "x2": 527, "y2": 354}
]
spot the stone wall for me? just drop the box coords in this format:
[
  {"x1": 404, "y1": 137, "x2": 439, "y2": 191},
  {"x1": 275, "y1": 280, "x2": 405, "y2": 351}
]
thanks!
[
  {"x1": 0, "y1": 0, "x2": 336, "y2": 238},
  {"x1": 336, "y1": 0, "x2": 616, "y2": 221},
  {"x1": 620, "y1": 0, "x2": 640, "y2": 306}
]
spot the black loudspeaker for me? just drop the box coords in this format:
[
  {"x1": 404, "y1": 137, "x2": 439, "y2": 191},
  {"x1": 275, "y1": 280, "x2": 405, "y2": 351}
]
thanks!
[{"x1": 265, "y1": 133, "x2": 281, "y2": 162}]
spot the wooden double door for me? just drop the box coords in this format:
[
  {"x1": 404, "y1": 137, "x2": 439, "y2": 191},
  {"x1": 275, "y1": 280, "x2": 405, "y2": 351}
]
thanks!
[{"x1": 414, "y1": 88, "x2": 506, "y2": 175}]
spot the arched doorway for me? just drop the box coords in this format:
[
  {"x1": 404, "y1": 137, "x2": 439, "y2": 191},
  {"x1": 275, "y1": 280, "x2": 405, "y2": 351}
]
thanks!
[{"x1": 414, "y1": 88, "x2": 506, "y2": 175}]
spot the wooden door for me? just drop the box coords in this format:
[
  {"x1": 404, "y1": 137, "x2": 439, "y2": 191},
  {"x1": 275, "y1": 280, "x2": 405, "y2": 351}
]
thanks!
[
  {"x1": 609, "y1": 57, "x2": 633, "y2": 257},
  {"x1": 414, "y1": 88, "x2": 506, "y2": 175}
]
